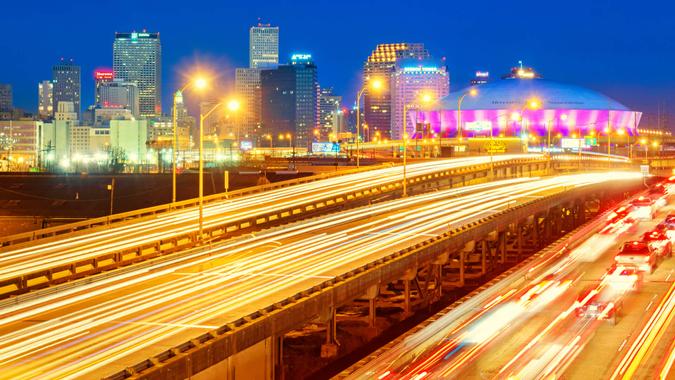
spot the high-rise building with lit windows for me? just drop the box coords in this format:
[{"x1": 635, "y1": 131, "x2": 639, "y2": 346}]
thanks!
[
  {"x1": 363, "y1": 43, "x2": 429, "y2": 139},
  {"x1": 319, "y1": 87, "x2": 342, "y2": 139},
  {"x1": 250, "y1": 24, "x2": 279, "y2": 69},
  {"x1": 235, "y1": 68, "x2": 262, "y2": 140},
  {"x1": 38, "y1": 80, "x2": 53, "y2": 120},
  {"x1": 52, "y1": 59, "x2": 81, "y2": 119},
  {"x1": 113, "y1": 31, "x2": 161, "y2": 117},
  {"x1": 391, "y1": 59, "x2": 449, "y2": 140},
  {"x1": 94, "y1": 69, "x2": 114, "y2": 104}
]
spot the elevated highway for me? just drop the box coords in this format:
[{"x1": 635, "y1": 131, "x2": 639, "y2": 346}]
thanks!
[
  {"x1": 0, "y1": 171, "x2": 641, "y2": 379},
  {"x1": 344, "y1": 184, "x2": 675, "y2": 380},
  {"x1": 0, "y1": 155, "x2": 553, "y2": 298}
]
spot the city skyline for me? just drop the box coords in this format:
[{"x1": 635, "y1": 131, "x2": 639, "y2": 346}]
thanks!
[{"x1": 0, "y1": 0, "x2": 673, "y2": 120}]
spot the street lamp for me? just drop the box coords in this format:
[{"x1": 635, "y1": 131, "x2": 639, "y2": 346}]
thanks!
[
  {"x1": 355, "y1": 78, "x2": 384, "y2": 167},
  {"x1": 402, "y1": 93, "x2": 436, "y2": 197},
  {"x1": 456, "y1": 88, "x2": 478, "y2": 142},
  {"x1": 198, "y1": 97, "x2": 240, "y2": 235},
  {"x1": 518, "y1": 98, "x2": 541, "y2": 152},
  {"x1": 172, "y1": 76, "x2": 208, "y2": 205}
]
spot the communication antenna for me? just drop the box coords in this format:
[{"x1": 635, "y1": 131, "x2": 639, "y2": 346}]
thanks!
[{"x1": 518, "y1": 60, "x2": 524, "y2": 69}]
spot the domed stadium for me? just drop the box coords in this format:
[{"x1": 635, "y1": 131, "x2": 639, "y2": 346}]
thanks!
[{"x1": 414, "y1": 67, "x2": 641, "y2": 139}]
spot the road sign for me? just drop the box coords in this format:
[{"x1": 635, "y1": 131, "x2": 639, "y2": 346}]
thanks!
[
  {"x1": 640, "y1": 165, "x2": 649, "y2": 176},
  {"x1": 486, "y1": 140, "x2": 506, "y2": 153}
]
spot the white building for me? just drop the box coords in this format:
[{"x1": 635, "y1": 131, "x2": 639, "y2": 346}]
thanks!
[
  {"x1": 249, "y1": 24, "x2": 279, "y2": 69},
  {"x1": 54, "y1": 101, "x2": 78, "y2": 121},
  {"x1": 390, "y1": 60, "x2": 449, "y2": 140},
  {"x1": 110, "y1": 119, "x2": 148, "y2": 164}
]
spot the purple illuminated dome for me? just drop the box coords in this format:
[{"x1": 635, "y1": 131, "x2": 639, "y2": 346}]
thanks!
[{"x1": 414, "y1": 67, "x2": 641, "y2": 138}]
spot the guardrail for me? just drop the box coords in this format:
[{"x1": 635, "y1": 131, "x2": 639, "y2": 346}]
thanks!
[
  {"x1": 105, "y1": 179, "x2": 641, "y2": 380},
  {"x1": 0, "y1": 163, "x2": 392, "y2": 248},
  {"x1": 0, "y1": 157, "x2": 553, "y2": 299}
]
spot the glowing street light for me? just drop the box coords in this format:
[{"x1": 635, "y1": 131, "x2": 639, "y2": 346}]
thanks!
[
  {"x1": 172, "y1": 75, "x2": 209, "y2": 205},
  {"x1": 198, "y1": 97, "x2": 240, "y2": 235},
  {"x1": 355, "y1": 78, "x2": 384, "y2": 167},
  {"x1": 402, "y1": 92, "x2": 436, "y2": 196}
]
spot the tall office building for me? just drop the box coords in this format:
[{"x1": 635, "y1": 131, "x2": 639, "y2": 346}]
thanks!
[
  {"x1": 250, "y1": 24, "x2": 279, "y2": 69},
  {"x1": 319, "y1": 87, "x2": 342, "y2": 139},
  {"x1": 38, "y1": 81, "x2": 54, "y2": 120},
  {"x1": 0, "y1": 84, "x2": 12, "y2": 120},
  {"x1": 94, "y1": 69, "x2": 114, "y2": 104},
  {"x1": 260, "y1": 54, "x2": 319, "y2": 148},
  {"x1": 235, "y1": 68, "x2": 261, "y2": 141},
  {"x1": 363, "y1": 43, "x2": 429, "y2": 139},
  {"x1": 98, "y1": 79, "x2": 140, "y2": 117},
  {"x1": 113, "y1": 31, "x2": 161, "y2": 117},
  {"x1": 52, "y1": 59, "x2": 81, "y2": 119},
  {"x1": 390, "y1": 59, "x2": 449, "y2": 140}
]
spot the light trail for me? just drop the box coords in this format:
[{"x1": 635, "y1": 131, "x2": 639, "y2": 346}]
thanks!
[
  {"x1": 0, "y1": 172, "x2": 638, "y2": 379},
  {"x1": 0, "y1": 155, "x2": 536, "y2": 284}
]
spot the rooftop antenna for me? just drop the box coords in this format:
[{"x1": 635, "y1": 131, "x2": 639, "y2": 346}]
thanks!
[{"x1": 518, "y1": 60, "x2": 524, "y2": 69}]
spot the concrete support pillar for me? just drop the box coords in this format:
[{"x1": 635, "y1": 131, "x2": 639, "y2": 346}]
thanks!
[
  {"x1": 404, "y1": 279, "x2": 411, "y2": 316},
  {"x1": 320, "y1": 308, "x2": 338, "y2": 358},
  {"x1": 274, "y1": 335, "x2": 284, "y2": 380},
  {"x1": 364, "y1": 285, "x2": 379, "y2": 328},
  {"x1": 458, "y1": 251, "x2": 465, "y2": 287},
  {"x1": 498, "y1": 230, "x2": 507, "y2": 264},
  {"x1": 481, "y1": 240, "x2": 488, "y2": 275}
]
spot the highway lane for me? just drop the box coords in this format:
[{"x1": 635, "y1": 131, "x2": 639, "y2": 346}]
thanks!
[
  {"x1": 349, "y1": 183, "x2": 675, "y2": 380},
  {"x1": 0, "y1": 155, "x2": 537, "y2": 288},
  {"x1": 0, "y1": 172, "x2": 638, "y2": 379}
]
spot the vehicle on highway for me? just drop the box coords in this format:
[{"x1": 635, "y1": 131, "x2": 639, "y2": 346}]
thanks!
[
  {"x1": 640, "y1": 230, "x2": 673, "y2": 258},
  {"x1": 600, "y1": 205, "x2": 637, "y2": 235},
  {"x1": 630, "y1": 196, "x2": 656, "y2": 221},
  {"x1": 615, "y1": 241, "x2": 658, "y2": 273},
  {"x1": 575, "y1": 287, "x2": 623, "y2": 325},
  {"x1": 603, "y1": 264, "x2": 643, "y2": 291},
  {"x1": 649, "y1": 184, "x2": 668, "y2": 207}
]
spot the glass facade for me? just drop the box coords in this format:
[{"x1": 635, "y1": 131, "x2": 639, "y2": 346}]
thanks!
[
  {"x1": 113, "y1": 32, "x2": 161, "y2": 117},
  {"x1": 52, "y1": 60, "x2": 81, "y2": 119}
]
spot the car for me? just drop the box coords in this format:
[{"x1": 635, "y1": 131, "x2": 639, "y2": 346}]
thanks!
[
  {"x1": 648, "y1": 184, "x2": 669, "y2": 207},
  {"x1": 655, "y1": 222, "x2": 675, "y2": 244},
  {"x1": 615, "y1": 241, "x2": 658, "y2": 273},
  {"x1": 630, "y1": 196, "x2": 656, "y2": 221},
  {"x1": 604, "y1": 264, "x2": 643, "y2": 291},
  {"x1": 641, "y1": 230, "x2": 673, "y2": 258},
  {"x1": 600, "y1": 206, "x2": 637, "y2": 235},
  {"x1": 575, "y1": 287, "x2": 623, "y2": 325}
]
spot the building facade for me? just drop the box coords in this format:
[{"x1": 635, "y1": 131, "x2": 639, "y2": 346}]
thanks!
[
  {"x1": 260, "y1": 54, "x2": 319, "y2": 148},
  {"x1": 94, "y1": 69, "x2": 114, "y2": 105},
  {"x1": 363, "y1": 43, "x2": 429, "y2": 139},
  {"x1": 390, "y1": 59, "x2": 450, "y2": 140},
  {"x1": 250, "y1": 24, "x2": 279, "y2": 69},
  {"x1": 38, "y1": 81, "x2": 53, "y2": 120},
  {"x1": 319, "y1": 87, "x2": 342, "y2": 139},
  {"x1": 52, "y1": 59, "x2": 81, "y2": 119},
  {"x1": 235, "y1": 68, "x2": 262, "y2": 142},
  {"x1": 0, "y1": 84, "x2": 12, "y2": 120},
  {"x1": 98, "y1": 79, "x2": 140, "y2": 117},
  {"x1": 0, "y1": 120, "x2": 41, "y2": 168},
  {"x1": 113, "y1": 32, "x2": 161, "y2": 117}
]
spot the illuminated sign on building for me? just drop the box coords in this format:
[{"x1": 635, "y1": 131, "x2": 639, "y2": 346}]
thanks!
[
  {"x1": 464, "y1": 120, "x2": 492, "y2": 132},
  {"x1": 402, "y1": 66, "x2": 440, "y2": 73},
  {"x1": 291, "y1": 54, "x2": 312, "y2": 61},
  {"x1": 94, "y1": 70, "x2": 114, "y2": 80},
  {"x1": 475, "y1": 71, "x2": 489, "y2": 78},
  {"x1": 240, "y1": 141, "x2": 253, "y2": 150},
  {"x1": 561, "y1": 138, "x2": 585, "y2": 149}
]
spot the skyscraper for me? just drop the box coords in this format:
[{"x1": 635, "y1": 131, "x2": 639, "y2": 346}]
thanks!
[
  {"x1": 52, "y1": 59, "x2": 81, "y2": 118},
  {"x1": 390, "y1": 59, "x2": 450, "y2": 140},
  {"x1": 0, "y1": 84, "x2": 12, "y2": 120},
  {"x1": 363, "y1": 43, "x2": 429, "y2": 139},
  {"x1": 113, "y1": 31, "x2": 161, "y2": 117},
  {"x1": 235, "y1": 68, "x2": 261, "y2": 141},
  {"x1": 319, "y1": 87, "x2": 342, "y2": 139},
  {"x1": 261, "y1": 54, "x2": 319, "y2": 148},
  {"x1": 98, "y1": 79, "x2": 140, "y2": 117},
  {"x1": 38, "y1": 80, "x2": 53, "y2": 120},
  {"x1": 94, "y1": 69, "x2": 114, "y2": 104},
  {"x1": 250, "y1": 24, "x2": 279, "y2": 69}
]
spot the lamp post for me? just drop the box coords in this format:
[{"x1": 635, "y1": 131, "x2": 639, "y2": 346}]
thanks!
[
  {"x1": 172, "y1": 77, "x2": 207, "y2": 206},
  {"x1": 198, "y1": 98, "x2": 240, "y2": 236},
  {"x1": 355, "y1": 78, "x2": 383, "y2": 167},
  {"x1": 518, "y1": 98, "x2": 541, "y2": 153},
  {"x1": 456, "y1": 88, "x2": 478, "y2": 142},
  {"x1": 402, "y1": 93, "x2": 436, "y2": 197}
]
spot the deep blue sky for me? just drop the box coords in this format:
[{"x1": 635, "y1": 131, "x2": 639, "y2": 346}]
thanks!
[{"x1": 2, "y1": 0, "x2": 673, "y2": 119}]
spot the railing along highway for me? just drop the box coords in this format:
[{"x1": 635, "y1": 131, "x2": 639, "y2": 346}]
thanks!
[{"x1": 0, "y1": 156, "x2": 553, "y2": 298}]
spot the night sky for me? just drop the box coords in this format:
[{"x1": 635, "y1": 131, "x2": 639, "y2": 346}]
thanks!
[{"x1": 2, "y1": 0, "x2": 673, "y2": 119}]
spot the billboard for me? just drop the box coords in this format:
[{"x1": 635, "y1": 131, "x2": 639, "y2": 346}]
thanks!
[
  {"x1": 240, "y1": 141, "x2": 253, "y2": 151},
  {"x1": 464, "y1": 121, "x2": 492, "y2": 132},
  {"x1": 561, "y1": 138, "x2": 584, "y2": 149},
  {"x1": 312, "y1": 142, "x2": 339, "y2": 153}
]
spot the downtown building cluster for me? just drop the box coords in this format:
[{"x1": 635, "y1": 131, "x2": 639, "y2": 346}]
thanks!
[{"x1": 0, "y1": 25, "x2": 456, "y2": 172}]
